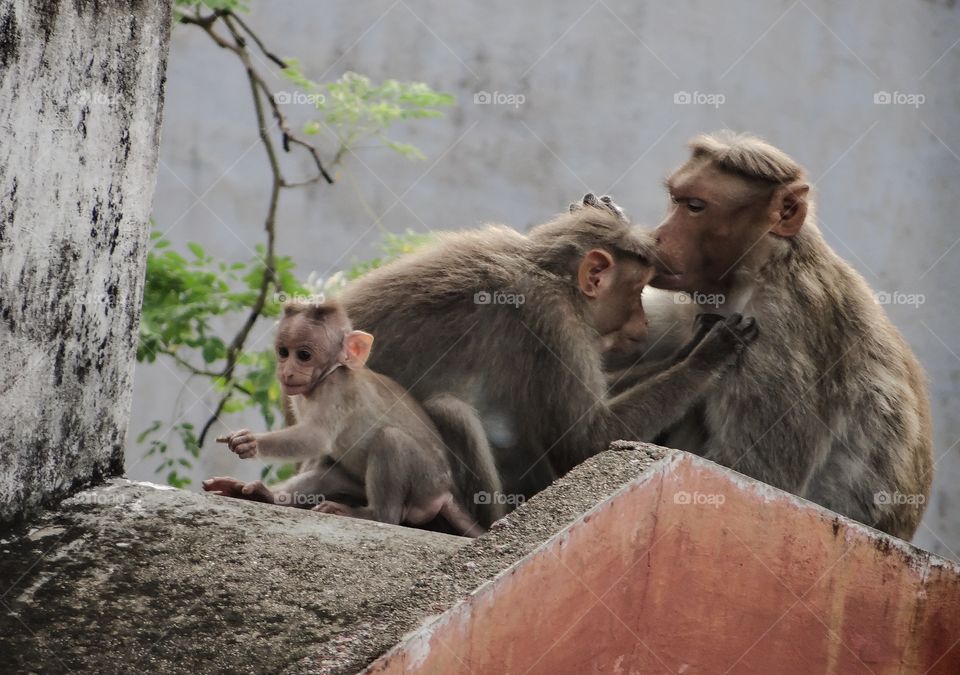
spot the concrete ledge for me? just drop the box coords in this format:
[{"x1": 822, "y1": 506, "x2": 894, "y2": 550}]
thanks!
[
  {"x1": 0, "y1": 444, "x2": 670, "y2": 673},
  {"x1": 8, "y1": 443, "x2": 953, "y2": 674},
  {"x1": 0, "y1": 479, "x2": 468, "y2": 673},
  {"x1": 367, "y1": 449, "x2": 960, "y2": 674}
]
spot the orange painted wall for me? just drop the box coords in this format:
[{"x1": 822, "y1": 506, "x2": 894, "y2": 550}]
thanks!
[{"x1": 368, "y1": 454, "x2": 960, "y2": 674}]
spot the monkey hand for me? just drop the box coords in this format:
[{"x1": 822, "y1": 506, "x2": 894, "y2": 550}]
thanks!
[
  {"x1": 569, "y1": 193, "x2": 628, "y2": 222},
  {"x1": 687, "y1": 313, "x2": 759, "y2": 372},
  {"x1": 224, "y1": 429, "x2": 259, "y2": 459},
  {"x1": 692, "y1": 312, "x2": 726, "y2": 334}
]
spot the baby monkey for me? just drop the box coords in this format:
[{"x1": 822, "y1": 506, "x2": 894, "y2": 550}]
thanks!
[{"x1": 207, "y1": 301, "x2": 484, "y2": 537}]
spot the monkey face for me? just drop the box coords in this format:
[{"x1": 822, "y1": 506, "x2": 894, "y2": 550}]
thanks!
[
  {"x1": 275, "y1": 314, "x2": 342, "y2": 396},
  {"x1": 578, "y1": 252, "x2": 652, "y2": 358},
  {"x1": 652, "y1": 161, "x2": 774, "y2": 295}
]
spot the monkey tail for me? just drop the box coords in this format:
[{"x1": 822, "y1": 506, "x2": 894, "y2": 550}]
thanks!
[{"x1": 422, "y1": 394, "x2": 507, "y2": 527}]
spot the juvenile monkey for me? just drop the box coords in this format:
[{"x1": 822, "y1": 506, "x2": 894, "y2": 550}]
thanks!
[
  {"x1": 205, "y1": 302, "x2": 485, "y2": 537},
  {"x1": 650, "y1": 131, "x2": 933, "y2": 539},
  {"x1": 338, "y1": 196, "x2": 760, "y2": 502}
]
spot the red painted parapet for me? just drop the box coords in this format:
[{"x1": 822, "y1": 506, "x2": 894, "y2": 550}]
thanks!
[{"x1": 367, "y1": 452, "x2": 960, "y2": 674}]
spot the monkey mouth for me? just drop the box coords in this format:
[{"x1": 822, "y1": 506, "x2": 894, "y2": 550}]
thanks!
[{"x1": 281, "y1": 383, "x2": 307, "y2": 395}]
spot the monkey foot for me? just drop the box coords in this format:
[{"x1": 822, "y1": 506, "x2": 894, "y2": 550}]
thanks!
[
  {"x1": 202, "y1": 476, "x2": 276, "y2": 504},
  {"x1": 312, "y1": 501, "x2": 354, "y2": 517}
]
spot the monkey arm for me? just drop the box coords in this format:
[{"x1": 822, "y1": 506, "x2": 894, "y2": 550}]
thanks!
[
  {"x1": 255, "y1": 425, "x2": 332, "y2": 460},
  {"x1": 604, "y1": 357, "x2": 723, "y2": 442},
  {"x1": 600, "y1": 314, "x2": 757, "y2": 446},
  {"x1": 606, "y1": 314, "x2": 726, "y2": 396},
  {"x1": 606, "y1": 357, "x2": 677, "y2": 396}
]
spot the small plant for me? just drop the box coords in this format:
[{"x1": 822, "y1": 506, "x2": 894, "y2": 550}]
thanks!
[{"x1": 137, "y1": 2, "x2": 450, "y2": 486}]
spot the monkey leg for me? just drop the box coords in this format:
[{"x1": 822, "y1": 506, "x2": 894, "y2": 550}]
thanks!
[
  {"x1": 312, "y1": 501, "x2": 372, "y2": 518},
  {"x1": 273, "y1": 465, "x2": 366, "y2": 509},
  {"x1": 421, "y1": 393, "x2": 507, "y2": 526},
  {"x1": 364, "y1": 428, "x2": 485, "y2": 536},
  {"x1": 438, "y1": 497, "x2": 485, "y2": 538}
]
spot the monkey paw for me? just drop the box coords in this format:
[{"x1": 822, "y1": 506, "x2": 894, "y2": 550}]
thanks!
[
  {"x1": 690, "y1": 313, "x2": 759, "y2": 369},
  {"x1": 225, "y1": 429, "x2": 259, "y2": 459},
  {"x1": 569, "y1": 193, "x2": 627, "y2": 221},
  {"x1": 692, "y1": 312, "x2": 725, "y2": 334}
]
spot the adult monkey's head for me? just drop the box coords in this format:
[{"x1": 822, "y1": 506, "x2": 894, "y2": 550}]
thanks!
[
  {"x1": 529, "y1": 194, "x2": 657, "y2": 358},
  {"x1": 652, "y1": 131, "x2": 811, "y2": 295}
]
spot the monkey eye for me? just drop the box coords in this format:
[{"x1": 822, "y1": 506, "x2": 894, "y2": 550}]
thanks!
[
  {"x1": 277, "y1": 346, "x2": 289, "y2": 358},
  {"x1": 296, "y1": 349, "x2": 311, "y2": 362},
  {"x1": 687, "y1": 199, "x2": 706, "y2": 213}
]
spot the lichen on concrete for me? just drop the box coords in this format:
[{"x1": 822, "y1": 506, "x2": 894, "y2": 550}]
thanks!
[{"x1": 0, "y1": 0, "x2": 170, "y2": 524}]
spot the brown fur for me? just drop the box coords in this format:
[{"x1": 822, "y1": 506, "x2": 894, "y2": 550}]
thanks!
[
  {"x1": 652, "y1": 131, "x2": 933, "y2": 539},
  {"x1": 338, "y1": 204, "x2": 757, "y2": 502}
]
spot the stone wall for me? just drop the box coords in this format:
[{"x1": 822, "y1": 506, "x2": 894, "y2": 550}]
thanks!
[{"x1": 0, "y1": 0, "x2": 171, "y2": 522}]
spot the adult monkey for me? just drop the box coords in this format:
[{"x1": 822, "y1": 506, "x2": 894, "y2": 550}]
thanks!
[
  {"x1": 338, "y1": 196, "x2": 758, "y2": 501},
  {"x1": 647, "y1": 131, "x2": 932, "y2": 539}
]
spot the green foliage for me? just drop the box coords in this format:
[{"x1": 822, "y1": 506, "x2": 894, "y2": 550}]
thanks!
[
  {"x1": 138, "y1": 231, "x2": 303, "y2": 368},
  {"x1": 284, "y1": 64, "x2": 455, "y2": 161},
  {"x1": 136, "y1": 421, "x2": 199, "y2": 488},
  {"x1": 144, "y1": 4, "x2": 453, "y2": 487},
  {"x1": 137, "y1": 231, "x2": 307, "y2": 483}
]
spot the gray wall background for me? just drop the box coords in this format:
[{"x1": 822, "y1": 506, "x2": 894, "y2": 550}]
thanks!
[{"x1": 128, "y1": 0, "x2": 960, "y2": 559}]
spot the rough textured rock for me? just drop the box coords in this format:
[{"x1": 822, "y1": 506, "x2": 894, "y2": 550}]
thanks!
[
  {"x1": 0, "y1": 0, "x2": 171, "y2": 522},
  {"x1": 0, "y1": 444, "x2": 672, "y2": 674}
]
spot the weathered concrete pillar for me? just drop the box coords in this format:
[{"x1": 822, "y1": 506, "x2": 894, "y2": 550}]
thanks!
[{"x1": 0, "y1": 0, "x2": 171, "y2": 523}]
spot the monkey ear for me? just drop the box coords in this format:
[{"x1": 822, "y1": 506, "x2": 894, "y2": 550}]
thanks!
[
  {"x1": 341, "y1": 331, "x2": 374, "y2": 369},
  {"x1": 770, "y1": 183, "x2": 809, "y2": 238},
  {"x1": 577, "y1": 249, "x2": 616, "y2": 298}
]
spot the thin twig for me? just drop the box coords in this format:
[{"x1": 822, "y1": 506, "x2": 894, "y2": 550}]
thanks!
[{"x1": 177, "y1": 9, "x2": 340, "y2": 447}]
